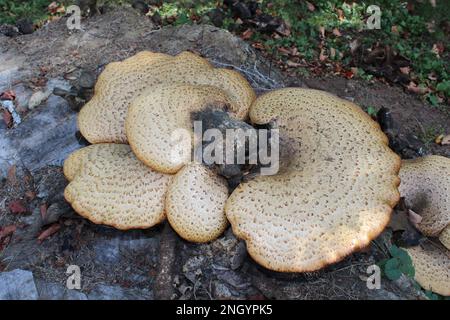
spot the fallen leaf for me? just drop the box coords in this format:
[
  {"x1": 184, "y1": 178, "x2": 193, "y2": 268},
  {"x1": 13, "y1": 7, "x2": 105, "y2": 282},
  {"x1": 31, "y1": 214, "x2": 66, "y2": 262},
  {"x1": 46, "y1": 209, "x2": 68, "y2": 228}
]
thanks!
[
  {"x1": 40, "y1": 203, "x2": 48, "y2": 220},
  {"x1": 241, "y1": 29, "x2": 253, "y2": 40},
  {"x1": 336, "y1": 9, "x2": 345, "y2": 21},
  {"x1": 441, "y1": 134, "x2": 450, "y2": 145},
  {"x1": 306, "y1": 1, "x2": 315, "y2": 11},
  {"x1": 0, "y1": 225, "x2": 16, "y2": 240},
  {"x1": 286, "y1": 60, "x2": 302, "y2": 67},
  {"x1": 399, "y1": 66, "x2": 410, "y2": 75},
  {"x1": 0, "y1": 90, "x2": 16, "y2": 101},
  {"x1": 406, "y1": 82, "x2": 429, "y2": 94},
  {"x1": 391, "y1": 25, "x2": 399, "y2": 35},
  {"x1": 332, "y1": 28, "x2": 341, "y2": 37},
  {"x1": 435, "y1": 134, "x2": 444, "y2": 144},
  {"x1": 344, "y1": 70, "x2": 354, "y2": 79},
  {"x1": 25, "y1": 191, "x2": 36, "y2": 200},
  {"x1": 6, "y1": 165, "x2": 17, "y2": 185},
  {"x1": 8, "y1": 200, "x2": 28, "y2": 215},
  {"x1": 431, "y1": 43, "x2": 444, "y2": 57},
  {"x1": 319, "y1": 26, "x2": 325, "y2": 38},
  {"x1": 2, "y1": 110, "x2": 12, "y2": 128},
  {"x1": 330, "y1": 47, "x2": 336, "y2": 59},
  {"x1": 277, "y1": 47, "x2": 291, "y2": 55},
  {"x1": 349, "y1": 39, "x2": 360, "y2": 54},
  {"x1": 37, "y1": 224, "x2": 61, "y2": 243},
  {"x1": 319, "y1": 48, "x2": 327, "y2": 61},
  {"x1": 408, "y1": 209, "x2": 422, "y2": 228}
]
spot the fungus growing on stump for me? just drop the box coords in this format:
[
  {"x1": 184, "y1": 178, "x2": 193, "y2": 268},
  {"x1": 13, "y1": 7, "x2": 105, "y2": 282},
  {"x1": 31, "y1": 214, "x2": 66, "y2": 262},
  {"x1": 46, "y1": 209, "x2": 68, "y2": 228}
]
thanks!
[
  {"x1": 64, "y1": 144, "x2": 172, "y2": 230},
  {"x1": 225, "y1": 88, "x2": 401, "y2": 272},
  {"x1": 399, "y1": 155, "x2": 450, "y2": 238}
]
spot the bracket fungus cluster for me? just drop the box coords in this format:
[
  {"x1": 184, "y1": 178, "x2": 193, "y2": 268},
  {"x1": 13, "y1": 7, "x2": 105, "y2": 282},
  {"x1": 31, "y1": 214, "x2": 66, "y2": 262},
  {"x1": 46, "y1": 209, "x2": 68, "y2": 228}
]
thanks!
[
  {"x1": 398, "y1": 155, "x2": 450, "y2": 295},
  {"x1": 64, "y1": 50, "x2": 449, "y2": 283}
]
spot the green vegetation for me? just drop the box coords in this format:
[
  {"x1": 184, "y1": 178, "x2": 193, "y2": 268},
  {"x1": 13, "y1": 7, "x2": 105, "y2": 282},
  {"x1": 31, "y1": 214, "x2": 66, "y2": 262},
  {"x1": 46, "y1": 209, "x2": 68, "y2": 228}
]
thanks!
[
  {"x1": 0, "y1": 0, "x2": 52, "y2": 24},
  {"x1": 377, "y1": 245, "x2": 414, "y2": 281},
  {"x1": 0, "y1": 0, "x2": 448, "y2": 104}
]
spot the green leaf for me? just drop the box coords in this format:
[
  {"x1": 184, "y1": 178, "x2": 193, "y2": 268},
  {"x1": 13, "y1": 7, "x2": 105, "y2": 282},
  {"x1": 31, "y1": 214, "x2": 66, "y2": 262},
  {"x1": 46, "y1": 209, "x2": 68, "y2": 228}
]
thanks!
[{"x1": 385, "y1": 267, "x2": 402, "y2": 281}]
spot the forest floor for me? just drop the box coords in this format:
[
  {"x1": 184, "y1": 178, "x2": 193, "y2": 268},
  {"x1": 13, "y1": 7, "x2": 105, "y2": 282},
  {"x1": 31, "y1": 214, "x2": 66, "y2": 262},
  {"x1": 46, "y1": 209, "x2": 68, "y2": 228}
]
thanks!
[{"x1": 0, "y1": 8, "x2": 449, "y2": 300}]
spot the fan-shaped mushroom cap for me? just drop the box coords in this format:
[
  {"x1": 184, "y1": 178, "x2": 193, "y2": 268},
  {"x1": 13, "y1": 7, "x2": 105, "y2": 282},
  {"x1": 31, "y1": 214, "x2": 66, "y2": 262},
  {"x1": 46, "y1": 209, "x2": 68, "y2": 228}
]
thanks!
[
  {"x1": 399, "y1": 155, "x2": 450, "y2": 236},
  {"x1": 126, "y1": 84, "x2": 238, "y2": 173},
  {"x1": 439, "y1": 225, "x2": 450, "y2": 250},
  {"x1": 165, "y1": 162, "x2": 229, "y2": 243},
  {"x1": 63, "y1": 144, "x2": 112, "y2": 181},
  {"x1": 78, "y1": 51, "x2": 255, "y2": 144},
  {"x1": 64, "y1": 144, "x2": 172, "y2": 230},
  {"x1": 225, "y1": 88, "x2": 400, "y2": 272},
  {"x1": 405, "y1": 245, "x2": 450, "y2": 296}
]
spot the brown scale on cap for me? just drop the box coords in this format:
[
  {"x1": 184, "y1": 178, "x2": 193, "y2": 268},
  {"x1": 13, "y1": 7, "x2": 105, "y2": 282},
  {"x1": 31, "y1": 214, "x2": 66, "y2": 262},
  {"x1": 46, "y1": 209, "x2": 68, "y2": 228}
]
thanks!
[
  {"x1": 405, "y1": 244, "x2": 450, "y2": 296},
  {"x1": 64, "y1": 144, "x2": 172, "y2": 230},
  {"x1": 78, "y1": 51, "x2": 255, "y2": 144},
  {"x1": 165, "y1": 162, "x2": 229, "y2": 243},
  {"x1": 225, "y1": 88, "x2": 401, "y2": 272},
  {"x1": 399, "y1": 155, "x2": 450, "y2": 237}
]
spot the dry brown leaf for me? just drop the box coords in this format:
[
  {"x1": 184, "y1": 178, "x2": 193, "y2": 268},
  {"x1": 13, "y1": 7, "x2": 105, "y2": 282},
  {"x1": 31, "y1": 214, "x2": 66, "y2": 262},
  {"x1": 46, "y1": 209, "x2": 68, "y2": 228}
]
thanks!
[
  {"x1": 319, "y1": 48, "x2": 327, "y2": 61},
  {"x1": 241, "y1": 29, "x2": 253, "y2": 40},
  {"x1": 286, "y1": 60, "x2": 302, "y2": 67},
  {"x1": 306, "y1": 1, "x2": 315, "y2": 11},
  {"x1": 406, "y1": 82, "x2": 429, "y2": 94},
  {"x1": 337, "y1": 9, "x2": 344, "y2": 21},
  {"x1": 37, "y1": 224, "x2": 61, "y2": 243},
  {"x1": 332, "y1": 28, "x2": 341, "y2": 37},
  {"x1": 408, "y1": 209, "x2": 422, "y2": 228},
  {"x1": 8, "y1": 200, "x2": 28, "y2": 215},
  {"x1": 399, "y1": 66, "x2": 410, "y2": 75},
  {"x1": 319, "y1": 26, "x2": 325, "y2": 38},
  {"x1": 0, "y1": 90, "x2": 16, "y2": 101},
  {"x1": 441, "y1": 134, "x2": 450, "y2": 145},
  {"x1": 2, "y1": 110, "x2": 12, "y2": 128},
  {"x1": 0, "y1": 225, "x2": 16, "y2": 240}
]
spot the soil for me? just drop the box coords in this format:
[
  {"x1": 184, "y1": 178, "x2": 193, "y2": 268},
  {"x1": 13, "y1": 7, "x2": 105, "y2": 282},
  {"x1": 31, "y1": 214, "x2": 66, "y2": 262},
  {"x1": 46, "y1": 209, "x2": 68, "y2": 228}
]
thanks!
[{"x1": 0, "y1": 7, "x2": 448, "y2": 300}]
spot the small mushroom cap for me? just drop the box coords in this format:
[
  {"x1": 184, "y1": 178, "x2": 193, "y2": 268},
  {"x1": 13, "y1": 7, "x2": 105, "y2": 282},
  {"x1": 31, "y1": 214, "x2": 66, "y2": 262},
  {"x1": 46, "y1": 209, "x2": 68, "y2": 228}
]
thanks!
[
  {"x1": 405, "y1": 244, "x2": 450, "y2": 296},
  {"x1": 225, "y1": 88, "x2": 400, "y2": 272},
  {"x1": 64, "y1": 144, "x2": 172, "y2": 230},
  {"x1": 78, "y1": 51, "x2": 255, "y2": 144},
  {"x1": 439, "y1": 225, "x2": 450, "y2": 250},
  {"x1": 399, "y1": 155, "x2": 450, "y2": 236},
  {"x1": 126, "y1": 84, "x2": 238, "y2": 173},
  {"x1": 165, "y1": 162, "x2": 229, "y2": 243}
]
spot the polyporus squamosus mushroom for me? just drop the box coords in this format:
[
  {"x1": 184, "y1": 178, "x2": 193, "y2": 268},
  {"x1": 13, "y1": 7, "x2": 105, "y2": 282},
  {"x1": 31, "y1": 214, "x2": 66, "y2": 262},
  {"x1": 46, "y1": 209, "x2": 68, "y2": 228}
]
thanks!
[
  {"x1": 126, "y1": 84, "x2": 238, "y2": 174},
  {"x1": 165, "y1": 162, "x2": 229, "y2": 243},
  {"x1": 405, "y1": 244, "x2": 450, "y2": 296},
  {"x1": 78, "y1": 51, "x2": 255, "y2": 144},
  {"x1": 225, "y1": 88, "x2": 401, "y2": 272},
  {"x1": 399, "y1": 155, "x2": 450, "y2": 240},
  {"x1": 64, "y1": 143, "x2": 172, "y2": 230},
  {"x1": 439, "y1": 226, "x2": 450, "y2": 250}
]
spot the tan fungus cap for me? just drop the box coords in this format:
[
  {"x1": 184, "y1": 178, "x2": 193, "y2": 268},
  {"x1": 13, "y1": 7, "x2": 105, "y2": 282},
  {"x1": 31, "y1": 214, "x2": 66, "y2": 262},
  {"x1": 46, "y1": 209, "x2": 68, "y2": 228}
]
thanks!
[
  {"x1": 64, "y1": 144, "x2": 172, "y2": 230},
  {"x1": 225, "y1": 88, "x2": 401, "y2": 272},
  {"x1": 78, "y1": 51, "x2": 255, "y2": 144},
  {"x1": 406, "y1": 244, "x2": 450, "y2": 296},
  {"x1": 165, "y1": 162, "x2": 229, "y2": 243},
  {"x1": 399, "y1": 155, "x2": 450, "y2": 236}
]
